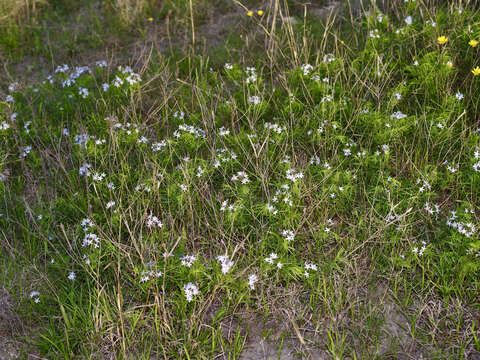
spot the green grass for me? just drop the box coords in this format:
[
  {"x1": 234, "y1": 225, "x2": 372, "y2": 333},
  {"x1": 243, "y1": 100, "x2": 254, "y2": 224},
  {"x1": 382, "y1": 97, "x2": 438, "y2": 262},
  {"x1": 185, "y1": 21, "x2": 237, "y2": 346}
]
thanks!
[{"x1": 1, "y1": 0, "x2": 480, "y2": 359}]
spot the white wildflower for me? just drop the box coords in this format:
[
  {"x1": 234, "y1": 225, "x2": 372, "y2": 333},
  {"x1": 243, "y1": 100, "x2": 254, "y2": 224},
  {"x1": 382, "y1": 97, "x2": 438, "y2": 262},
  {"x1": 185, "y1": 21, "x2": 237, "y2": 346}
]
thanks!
[
  {"x1": 183, "y1": 282, "x2": 199, "y2": 302},
  {"x1": 323, "y1": 54, "x2": 335, "y2": 63},
  {"x1": 152, "y1": 140, "x2": 166, "y2": 152},
  {"x1": 369, "y1": 29, "x2": 380, "y2": 39},
  {"x1": 96, "y1": 60, "x2": 107, "y2": 68},
  {"x1": 231, "y1": 171, "x2": 250, "y2": 184},
  {"x1": 146, "y1": 214, "x2": 163, "y2": 228},
  {"x1": 20, "y1": 145, "x2": 32, "y2": 158},
  {"x1": 55, "y1": 64, "x2": 69, "y2": 73},
  {"x1": 29, "y1": 291, "x2": 40, "y2": 303},
  {"x1": 92, "y1": 172, "x2": 106, "y2": 182},
  {"x1": 216, "y1": 255, "x2": 234, "y2": 274},
  {"x1": 266, "y1": 203, "x2": 278, "y2": 215},
  {"x1": 8, "y1": 82, "x2": 19, "y2": 92},
  {"x1": 181, "y1": 255, "x2": 197, "y2": 268},
  {"x1": 286, "y1": 168, "x2": 304, "y2": 183},
  {"x1": 78, "y1": 87, "x2": 89, "y2": 98},
  {"x1": 74, "y1": 133, "x2": 90, "y2": 147},
  {"x1": 265, "y1": 252, "x2": 278, "y2": 264},
  {"x1": 248, "y1": 274, "x2": 258, "y2": 290},
  {"x1": 137, "y1": 136, "x2": 148, "y2": 144},
  {"x1": 301, "y1": 64, "x2": 314, "y2": 76},
  {"x1": 248, "y1": 96, "x2": 261, "y2": 105},
  {"x1": 82, "y1": 233, "x2": 100, "y2": 248},
  {"x1": 81, "y1": 218, "x2": 94, "y2": 229},
  {"x1": 281, "y1": 229, "x2": 295, "y2": 242},
  {"x1": 391, "y1": 111, "x2": 407, "y2": 120},
  {"x1": 219, "y1": 126, "x2": 230, "y2": 136}
]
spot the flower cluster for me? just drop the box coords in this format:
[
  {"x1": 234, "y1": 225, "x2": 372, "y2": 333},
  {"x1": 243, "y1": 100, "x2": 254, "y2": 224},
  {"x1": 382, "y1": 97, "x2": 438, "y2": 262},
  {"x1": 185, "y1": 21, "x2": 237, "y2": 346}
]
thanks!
[{"x1": 216, "y1": 255, "x2": 234, "y2": 274}]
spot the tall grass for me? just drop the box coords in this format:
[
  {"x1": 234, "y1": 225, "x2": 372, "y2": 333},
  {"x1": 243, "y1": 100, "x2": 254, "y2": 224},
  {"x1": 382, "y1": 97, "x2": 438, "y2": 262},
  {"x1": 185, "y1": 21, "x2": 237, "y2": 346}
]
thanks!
[
  {"x1": 0, "y1": 0, "x2": 47, "y2": 25},
  {"x1": 1, "y1": 0, "x2": 480, "y2": 358},
  {"x1": 113, "y1": 0, "x2": 147, "y2": 26}
]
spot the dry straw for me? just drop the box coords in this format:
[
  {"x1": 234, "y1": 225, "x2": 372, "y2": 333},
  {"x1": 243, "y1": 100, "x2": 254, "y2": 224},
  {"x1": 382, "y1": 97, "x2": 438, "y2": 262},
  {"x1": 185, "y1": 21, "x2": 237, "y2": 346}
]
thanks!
[{"x1": 0, "y1": 0, "x2": 47, "y2": 25}]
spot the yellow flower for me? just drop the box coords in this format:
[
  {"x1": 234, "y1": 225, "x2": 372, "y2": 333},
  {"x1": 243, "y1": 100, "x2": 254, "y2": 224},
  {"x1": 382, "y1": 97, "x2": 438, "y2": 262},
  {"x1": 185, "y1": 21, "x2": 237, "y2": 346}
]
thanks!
[
  {"x1": 472, "y1": 66, "x2": 480, "y2": 76},
  {"x1": 469, "y1": 39, "x2": 479, "y2": 47},
  {"x1": 437, "y1": 35, "x2": 448, "y2": 45},
  {"x1": 446, "y1": 61, "x2": 453, "y2": 68},
  {"x1": 257, "y1": 10, "x2": 263, "y2": 16},
  {"x1": 247, "y1": 10, "x2": 253, "y2": 17},
  {"x1": 147, "y1": 17, "x2": 153, "y2": 22}
]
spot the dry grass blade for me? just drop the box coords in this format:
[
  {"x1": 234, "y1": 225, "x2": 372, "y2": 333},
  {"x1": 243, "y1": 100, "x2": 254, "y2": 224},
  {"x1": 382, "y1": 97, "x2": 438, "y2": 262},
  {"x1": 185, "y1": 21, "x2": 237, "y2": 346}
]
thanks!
[{"x1": 0, "y1": 0, "x2": 47, "y2": 25}]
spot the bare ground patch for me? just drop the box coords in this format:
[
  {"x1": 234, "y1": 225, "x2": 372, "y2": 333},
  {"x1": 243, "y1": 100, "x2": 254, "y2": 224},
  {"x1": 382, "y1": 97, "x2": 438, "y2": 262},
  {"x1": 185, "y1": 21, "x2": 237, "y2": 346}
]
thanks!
[{"x1": 0, "y1": 287, "x2": 27, "y2": 360}]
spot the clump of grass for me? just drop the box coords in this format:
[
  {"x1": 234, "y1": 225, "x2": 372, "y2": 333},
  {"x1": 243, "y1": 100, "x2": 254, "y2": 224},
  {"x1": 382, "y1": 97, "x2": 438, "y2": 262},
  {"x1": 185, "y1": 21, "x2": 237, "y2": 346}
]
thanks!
[
  {"x1": 0, "y1": 0, "x2": 48, "y2": 58},
  {"x1": 0, "y1": 0, "x2": 47, "y2": 25},
  {"x1": 112, "y1": 0, "x2": 147, "y2": 26},
  {"x1": 1, "y1": 0, "x2": 480, "y2": 358}
]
